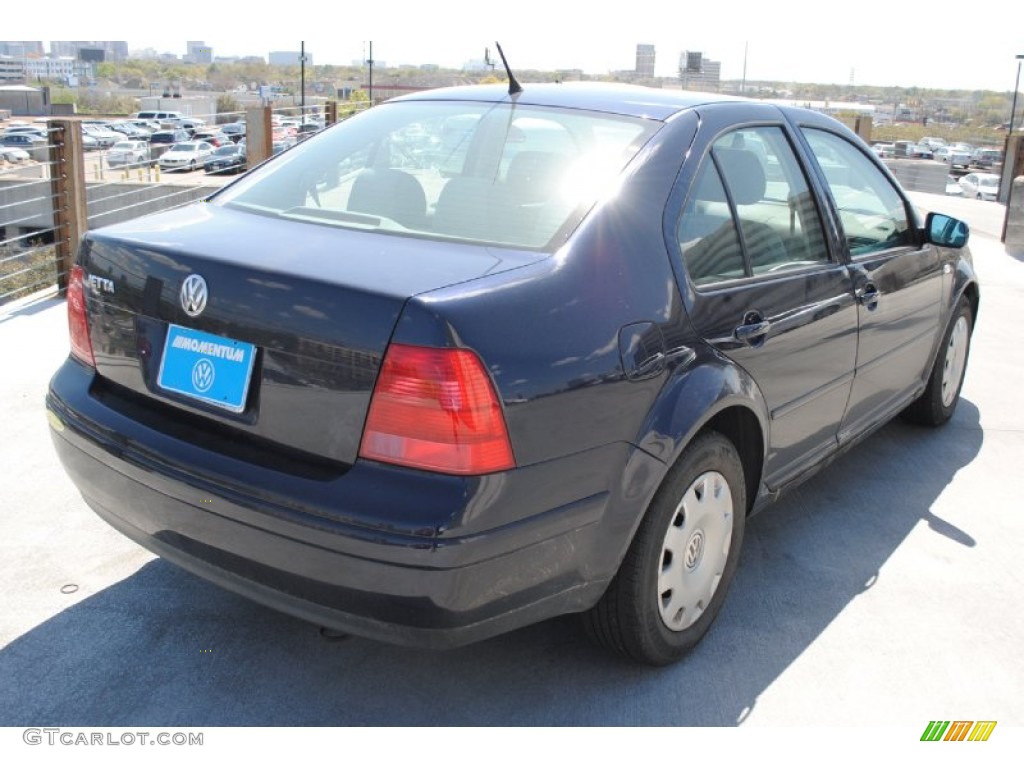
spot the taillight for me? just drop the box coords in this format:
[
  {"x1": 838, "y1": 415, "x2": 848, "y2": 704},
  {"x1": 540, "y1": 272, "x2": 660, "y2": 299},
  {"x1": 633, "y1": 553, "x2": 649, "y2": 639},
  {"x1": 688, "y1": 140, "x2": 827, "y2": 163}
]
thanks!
[
  {"x1": 359, "y1": 344, "x2": 514, "y2": 475},
  {"x1": 67, "y1": 265, "x2": 95, "y2": 367}
]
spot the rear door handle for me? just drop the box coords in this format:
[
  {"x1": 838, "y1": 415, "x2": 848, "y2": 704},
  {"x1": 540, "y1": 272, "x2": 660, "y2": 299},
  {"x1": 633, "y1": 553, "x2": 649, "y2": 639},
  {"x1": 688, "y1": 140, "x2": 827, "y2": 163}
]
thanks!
[
  {"x1": 857, "y1": 282, "x2": 881, "y2": 309},
  {"x1": 734, "y1": 311, "x2": 771, "y2": 345}
]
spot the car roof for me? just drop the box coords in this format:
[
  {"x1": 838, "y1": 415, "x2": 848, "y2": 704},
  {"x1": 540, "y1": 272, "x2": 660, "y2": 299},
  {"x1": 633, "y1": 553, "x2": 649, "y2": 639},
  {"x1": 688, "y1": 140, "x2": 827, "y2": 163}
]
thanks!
[{"x1": 391, "y1": 82, "x2": 745, "y2": 120}]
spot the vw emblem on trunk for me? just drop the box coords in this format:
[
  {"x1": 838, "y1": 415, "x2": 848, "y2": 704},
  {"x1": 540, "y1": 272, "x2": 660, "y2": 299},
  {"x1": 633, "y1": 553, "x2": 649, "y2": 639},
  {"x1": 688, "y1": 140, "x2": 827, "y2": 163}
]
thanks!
[{"x1": 181, "y1": 274, "x2": 208, "y2": 317}]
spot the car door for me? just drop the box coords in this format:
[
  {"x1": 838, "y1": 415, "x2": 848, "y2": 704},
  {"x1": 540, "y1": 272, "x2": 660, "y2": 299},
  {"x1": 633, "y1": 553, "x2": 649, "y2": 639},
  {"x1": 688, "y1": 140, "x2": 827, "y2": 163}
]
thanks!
[
  {"x1": 797, "y1": 125, "x2": 943, "y2": 443},
  {"x1": 671, "y1": 107, "x2": 859, "y2": 488}
]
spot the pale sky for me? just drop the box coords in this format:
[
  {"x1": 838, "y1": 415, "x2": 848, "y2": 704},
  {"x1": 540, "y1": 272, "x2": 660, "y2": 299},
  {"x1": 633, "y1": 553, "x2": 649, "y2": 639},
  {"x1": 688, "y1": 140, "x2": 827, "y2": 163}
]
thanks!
[{"x1": 16, "y1": 1, "x2": 1024, "y2": 92}]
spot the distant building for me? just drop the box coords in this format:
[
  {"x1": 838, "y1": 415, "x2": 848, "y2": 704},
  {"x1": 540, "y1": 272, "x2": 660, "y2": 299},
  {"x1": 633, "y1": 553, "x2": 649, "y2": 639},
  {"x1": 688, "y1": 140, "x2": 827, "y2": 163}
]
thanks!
[
  {"x1": 636, "y1": 44, "x2": 655, "y2": 78},
  {"x1": 269, "y1": 51, "x2": 313, "y2": 67},
  {"x1": 23, "y1": 57, "x2": 93, "y2": 83},
  {"x1": 678, "y1": 52, "x2": 721, "y2": 93},
  {"x1": 50, "y1": 41, "x2": 127, "y2": 62},
  {"x1": 0, "y1": 57, "x2": 25, "y2": 84},
  {"x1": 185, "y1": 41, "x2": 213, "y2": 65},
  {"x1": 0, "y1": 42, "x2": 45, "y2": 57},
  {"x1": 0, "y1": 54, "x2": 93, "y2": 85}
]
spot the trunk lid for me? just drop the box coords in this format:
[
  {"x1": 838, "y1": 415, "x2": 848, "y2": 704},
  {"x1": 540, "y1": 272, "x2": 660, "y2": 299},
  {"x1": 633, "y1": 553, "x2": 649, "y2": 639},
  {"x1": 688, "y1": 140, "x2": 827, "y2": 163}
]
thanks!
[{"x1": 81, "y1": 204, "x2": 542, "y2": 467}]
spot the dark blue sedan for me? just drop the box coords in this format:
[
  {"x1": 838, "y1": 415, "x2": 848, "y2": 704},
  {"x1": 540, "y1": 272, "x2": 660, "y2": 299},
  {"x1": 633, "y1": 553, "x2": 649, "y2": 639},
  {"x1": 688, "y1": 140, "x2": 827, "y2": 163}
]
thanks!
[{"x1": 47, "y1": 83, "x2": 977, "y2": 665}]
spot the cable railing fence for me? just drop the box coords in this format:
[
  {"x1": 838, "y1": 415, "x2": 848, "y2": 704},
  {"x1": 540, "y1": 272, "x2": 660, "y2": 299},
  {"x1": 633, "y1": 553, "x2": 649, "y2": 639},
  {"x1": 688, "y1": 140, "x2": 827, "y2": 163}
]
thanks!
[{"x1": 1, "y1": 98, "x2": 370, "y2": 307}]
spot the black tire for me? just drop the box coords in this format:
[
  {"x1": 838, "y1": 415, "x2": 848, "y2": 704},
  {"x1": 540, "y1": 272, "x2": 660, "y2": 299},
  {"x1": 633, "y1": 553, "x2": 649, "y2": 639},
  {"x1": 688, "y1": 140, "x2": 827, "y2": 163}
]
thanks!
[
  {"x1": 583, "y1": 431, "x2": 746, "y2": 665},
  {"x1": 189, "y1": 160, "x2": 197, "y2": 172},
  {"x1": 903, "y1": 295, "x2": 973, "y2": 426}
]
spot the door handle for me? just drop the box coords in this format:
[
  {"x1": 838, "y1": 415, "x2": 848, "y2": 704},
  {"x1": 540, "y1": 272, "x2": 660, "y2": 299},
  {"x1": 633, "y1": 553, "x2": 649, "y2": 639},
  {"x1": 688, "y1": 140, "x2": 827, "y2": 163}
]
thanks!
[
  {"x1": 734, "y1": 311, "x2": 771, "y2": 345},
  {"x1": 857, "y1": 282, "x2": 881, "y2": 309}
]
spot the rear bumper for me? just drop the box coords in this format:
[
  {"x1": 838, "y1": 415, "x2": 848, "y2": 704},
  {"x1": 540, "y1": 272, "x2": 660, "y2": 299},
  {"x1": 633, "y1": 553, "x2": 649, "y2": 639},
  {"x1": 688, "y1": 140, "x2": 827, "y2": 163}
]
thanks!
[{"x1": 47, "y1": 359, "x2": 650, "y2": 648}]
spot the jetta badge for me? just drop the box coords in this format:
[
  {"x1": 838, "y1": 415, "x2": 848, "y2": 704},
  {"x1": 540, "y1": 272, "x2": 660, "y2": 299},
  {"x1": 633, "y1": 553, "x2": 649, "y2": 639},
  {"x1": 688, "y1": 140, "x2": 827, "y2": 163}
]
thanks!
[{"x1": 180, "y1": 274, "x2": 208, "y2": 317}]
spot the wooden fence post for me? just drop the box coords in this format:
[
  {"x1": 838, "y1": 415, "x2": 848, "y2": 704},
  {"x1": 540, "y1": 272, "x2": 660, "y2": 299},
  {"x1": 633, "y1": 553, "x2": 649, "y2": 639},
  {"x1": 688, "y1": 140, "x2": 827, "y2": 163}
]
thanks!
[
  {"x1": 246, "y1": 106, "x2": 273, "y2": 168},
  {"x1": 48, "y1": 119, "x2": 87, "y2": 295},
  {"x1": 325, "y1": 101, "x2": 338, "y2": 126}
]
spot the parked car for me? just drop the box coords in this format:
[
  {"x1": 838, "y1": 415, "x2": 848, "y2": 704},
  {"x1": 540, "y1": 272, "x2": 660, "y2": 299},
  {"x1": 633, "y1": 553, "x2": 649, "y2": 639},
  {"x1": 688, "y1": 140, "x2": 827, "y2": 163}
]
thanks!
[
  {"x1": 81, "y1": 123, "x2": 121, "y2": 149},
  {"x1": 871, "y1": 142, "x2": 895, "y2": 158},
  {"x1": 192, "y1": 130, "x2": 231, "y2": 148},
  {"x1": 2, "y1": 124, "x2": 48, "y2": 138},
  {"x1": 47, "y1": 83, "x2": 978, "y2": 666},
  {"x1": 106, "y1": 140, "x2": 151, "y2": 169},
  {"x1": 129, "y1": 119, "x2": 162, "y2": 134},
  {"x1": 945, "y1": 174, "x2": 963, "y2": 196},
  {"x1": 935, "y1": 146, "x2": 971, "y2": 168},
  {"x1": 271, "y1": 137, "x2": 296, "y2": 155},
  {"x1": 958, "y1": 172, "x2": 999, "y2": 200},
  {"x1": 203, "y1": 143, "x2": 246, "y2": 174},
  {"x1": 108, "y1": 121, "x2": 151, "y2": 140},
  {"x1": 2, "y1": 130, "x2": 44, "y2": 143},
  {"x1": 971, "y1": 148, "x2": 1003, "y2": 169},
  {"x1": 148, "y1": 129, "x2": 191, "y2": 159},
  {"x1": 0, "y1": 145, "x2": 30, "y2": 163},
  {"x1": 297, "y1": 121, "x2": 321, "y2": 139},
  {"x1": 219, "y1": 122, "x2": 246, "y2": 143},
  {"x1": 919, "y1": 136, "x2": 946, "y2": 152},
  {"x1": 158, "y1": 141, "x2": 214, "y2": 171},
  {"x1": 1, "y1": 132, "x2": 47, "y2": 160},
  {"x1": 135, "y1": 110, "x2": 183, "y2": 123},
  {"x1": 167, "y1": 117, "x2": 206, "y2": 134}
]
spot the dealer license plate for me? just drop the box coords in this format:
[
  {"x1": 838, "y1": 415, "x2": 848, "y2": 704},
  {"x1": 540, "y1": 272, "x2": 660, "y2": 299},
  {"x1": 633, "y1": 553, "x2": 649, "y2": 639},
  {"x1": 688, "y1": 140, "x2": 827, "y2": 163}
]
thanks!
[{"x1": 157, "y1": 324, "x2": 256, "y2": 413}]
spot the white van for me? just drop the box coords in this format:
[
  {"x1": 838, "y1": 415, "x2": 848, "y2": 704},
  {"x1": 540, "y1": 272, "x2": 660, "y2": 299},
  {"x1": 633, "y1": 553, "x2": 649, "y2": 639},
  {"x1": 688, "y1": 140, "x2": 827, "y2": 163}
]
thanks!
[{"x1": 135, "y1": 110, "x2": 183, "y2": 122}]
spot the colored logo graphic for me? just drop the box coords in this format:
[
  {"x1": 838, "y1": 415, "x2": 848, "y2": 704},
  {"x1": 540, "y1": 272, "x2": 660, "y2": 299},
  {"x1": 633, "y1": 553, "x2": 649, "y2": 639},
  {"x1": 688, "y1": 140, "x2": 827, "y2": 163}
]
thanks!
[
  {"x1": 921, "y1": 721, "x2": 997, "y2": 742},
  {"x1": 191, "y1": 359, "x2": 215, "y2": 393}
]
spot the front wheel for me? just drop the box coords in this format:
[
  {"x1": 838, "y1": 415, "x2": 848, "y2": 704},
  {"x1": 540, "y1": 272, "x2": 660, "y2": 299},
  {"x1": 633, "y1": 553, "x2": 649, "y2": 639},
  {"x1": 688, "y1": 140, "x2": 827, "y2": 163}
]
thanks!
[
  {"x1": 583, "y1": 431, "x2": 746, "y2": 665},
  {"x1": 903, "y1": 295, "x2": 973, "y2": 426}
]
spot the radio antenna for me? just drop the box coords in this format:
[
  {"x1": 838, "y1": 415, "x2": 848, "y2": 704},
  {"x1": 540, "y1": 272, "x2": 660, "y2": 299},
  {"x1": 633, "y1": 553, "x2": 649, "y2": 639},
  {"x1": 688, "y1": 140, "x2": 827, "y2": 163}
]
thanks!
[{"x1": 495, "y1": 42, "x2": 522, "y2": 95}]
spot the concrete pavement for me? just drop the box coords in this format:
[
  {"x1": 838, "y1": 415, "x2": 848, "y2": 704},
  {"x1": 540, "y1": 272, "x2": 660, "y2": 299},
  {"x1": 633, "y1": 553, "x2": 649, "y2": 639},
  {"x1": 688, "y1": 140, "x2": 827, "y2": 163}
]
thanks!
[{"x1": 0, "y1": 200, "x2": 1021, "y2": 727}]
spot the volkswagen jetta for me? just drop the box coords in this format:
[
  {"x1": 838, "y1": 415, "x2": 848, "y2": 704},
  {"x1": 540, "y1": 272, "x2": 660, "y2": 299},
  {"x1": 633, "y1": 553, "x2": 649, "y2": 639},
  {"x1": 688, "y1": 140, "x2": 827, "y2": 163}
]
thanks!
[{"x1": 47, "y1": 83, "x2": 977, "y2": 665}]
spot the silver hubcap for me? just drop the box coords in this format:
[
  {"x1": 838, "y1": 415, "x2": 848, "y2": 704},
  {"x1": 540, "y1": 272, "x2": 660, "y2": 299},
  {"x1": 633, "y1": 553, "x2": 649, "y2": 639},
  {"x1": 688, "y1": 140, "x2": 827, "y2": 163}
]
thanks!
[
  {"x1": 658, "y1": 471, "x2": 733, "y2": 632},
  {"x1": 940, "y1": 316, "x2": 969, "y2": 408}
]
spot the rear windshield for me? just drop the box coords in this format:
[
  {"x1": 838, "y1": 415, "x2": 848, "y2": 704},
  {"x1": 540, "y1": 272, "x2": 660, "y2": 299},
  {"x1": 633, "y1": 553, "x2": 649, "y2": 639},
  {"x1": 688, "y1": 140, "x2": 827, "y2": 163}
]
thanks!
[{"x1": 216, "y1": 100, "x2": 659, "y2": 250}]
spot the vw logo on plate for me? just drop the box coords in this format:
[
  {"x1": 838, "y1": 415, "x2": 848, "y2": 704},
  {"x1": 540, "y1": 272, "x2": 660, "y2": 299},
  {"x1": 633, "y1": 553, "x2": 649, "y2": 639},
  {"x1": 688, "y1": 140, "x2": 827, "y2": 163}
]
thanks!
[
  {"x1": 191, "y1": 359, "x2": 215, "y2": 393},
  {"x1": 180, "y1": 274, "x2": 208, "y2": 317}
]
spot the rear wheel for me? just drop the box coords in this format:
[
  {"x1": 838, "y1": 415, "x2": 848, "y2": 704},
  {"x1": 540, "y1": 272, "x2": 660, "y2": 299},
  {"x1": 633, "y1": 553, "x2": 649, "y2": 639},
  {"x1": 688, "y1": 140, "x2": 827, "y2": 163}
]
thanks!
[
  {"x1": 583, "y1": 431, "x2": 746, "y2": 665},
  {"x1": 903, "y1": 295, "x2": 972, "y2": 426}
]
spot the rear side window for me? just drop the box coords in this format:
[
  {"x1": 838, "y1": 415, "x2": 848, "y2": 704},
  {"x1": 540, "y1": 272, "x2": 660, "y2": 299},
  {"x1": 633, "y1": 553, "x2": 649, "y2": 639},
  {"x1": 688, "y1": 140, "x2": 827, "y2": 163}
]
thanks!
[
  {"x1": 216, "y1": 101, "x2": 659, "y2": 250},
  {"x1": 678, "y1": 126, "x2": 830, "y2": 286},
  {"x1": 802, "y1": 128, "x2": 912, "y2": 257}
]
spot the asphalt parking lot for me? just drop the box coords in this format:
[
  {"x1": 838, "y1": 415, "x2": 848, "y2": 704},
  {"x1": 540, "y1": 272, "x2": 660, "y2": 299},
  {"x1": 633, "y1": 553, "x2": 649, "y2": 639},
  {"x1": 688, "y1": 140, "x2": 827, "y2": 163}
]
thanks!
[{"x1": 0, "y1": 194, "x2": 1022, "y2": 729}]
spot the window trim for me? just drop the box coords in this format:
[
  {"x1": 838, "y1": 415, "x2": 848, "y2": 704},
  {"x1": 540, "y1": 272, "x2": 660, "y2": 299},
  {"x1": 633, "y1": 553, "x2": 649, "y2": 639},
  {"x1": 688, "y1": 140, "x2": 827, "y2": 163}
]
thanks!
[
  {"x1": 675, "y1": 122, "x2": 837, "y2": 291},
  {"x1": 796, "y1": 125, "x2": 922, "y2": 263}
]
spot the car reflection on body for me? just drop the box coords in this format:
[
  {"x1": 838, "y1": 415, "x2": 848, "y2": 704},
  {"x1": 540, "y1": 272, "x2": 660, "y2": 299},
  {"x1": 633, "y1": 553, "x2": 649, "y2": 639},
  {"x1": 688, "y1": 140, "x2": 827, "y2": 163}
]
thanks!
[{"x1": 47, "y1": 82, "x2": 978, "y2": 666}]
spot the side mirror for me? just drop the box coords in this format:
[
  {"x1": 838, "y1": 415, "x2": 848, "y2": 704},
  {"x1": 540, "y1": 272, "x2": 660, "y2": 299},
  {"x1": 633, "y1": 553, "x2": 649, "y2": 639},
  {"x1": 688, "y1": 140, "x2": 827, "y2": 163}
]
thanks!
[{"x1": 924, "y1": 212, "x2": 969, "y2": 249}]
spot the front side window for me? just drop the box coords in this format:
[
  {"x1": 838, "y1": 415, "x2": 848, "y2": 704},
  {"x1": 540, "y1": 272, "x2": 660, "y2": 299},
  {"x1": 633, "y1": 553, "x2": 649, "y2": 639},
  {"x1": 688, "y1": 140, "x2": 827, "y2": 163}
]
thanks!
[
  {"x1": 677, "y1": 126, "x2": 830, "y2": 286},
  {"x1": 217, "y1": 102, "x2": 659, "y2": 250},
  {"x1": 802, "y1": 128, "x2": 912, "y2": 257}
]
